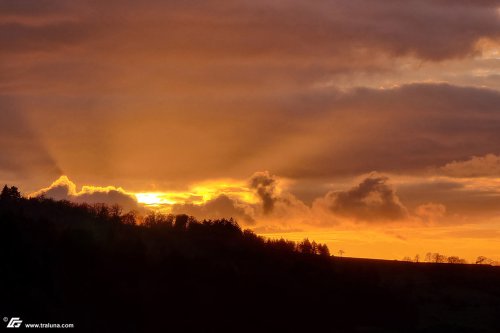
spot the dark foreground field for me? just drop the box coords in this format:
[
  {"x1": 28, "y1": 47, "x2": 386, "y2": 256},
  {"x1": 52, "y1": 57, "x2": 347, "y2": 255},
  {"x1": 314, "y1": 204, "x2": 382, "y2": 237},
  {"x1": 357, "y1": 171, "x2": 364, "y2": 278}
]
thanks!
[{"x1": 1, "y1": 188, "x2": 499, "y2": 333}]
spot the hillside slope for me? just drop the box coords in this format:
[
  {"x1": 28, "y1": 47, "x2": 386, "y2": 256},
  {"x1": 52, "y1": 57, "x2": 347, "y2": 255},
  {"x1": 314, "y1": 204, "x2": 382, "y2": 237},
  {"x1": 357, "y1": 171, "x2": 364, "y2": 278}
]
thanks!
[{"x1": 1, "y1": 190, "x2": 499, "y2": 332}]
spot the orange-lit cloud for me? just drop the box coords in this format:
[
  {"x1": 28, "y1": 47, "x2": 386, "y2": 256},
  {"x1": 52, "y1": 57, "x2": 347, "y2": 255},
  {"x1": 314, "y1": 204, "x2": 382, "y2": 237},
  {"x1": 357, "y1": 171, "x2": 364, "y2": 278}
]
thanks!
[
  {"x1": 29, "y1": 169, "x2": 500, "y2": 263},
  {"x1": 32, "y1": 175, "x2": 141, "y2": 212},
  {"x1": 441, "y1": 154, "x2": 500, "y2": 178}
]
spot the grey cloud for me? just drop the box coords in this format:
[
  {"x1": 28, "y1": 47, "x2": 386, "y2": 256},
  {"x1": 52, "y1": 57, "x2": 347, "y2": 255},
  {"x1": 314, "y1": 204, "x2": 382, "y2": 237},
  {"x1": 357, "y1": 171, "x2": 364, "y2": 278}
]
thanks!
[
  {"x1": 277, "y1": 84, "x2": 500, "y2": 179},
  {"x1": 75, "y1": 191, "x2": 140, "y2": 212},
  {"x1": 171, "y1": 194, "x2": 255, "y2": 225},
  {"x1": 0, "y1": 21, "x2": 89, "y2": 53},
  {"x1": 249, "y1": 171, "x2": 278, "y2": 214},
  {"x1": 0, "y1": 0, "x2": 74, "y2": 17},
  {"x1": 318, "y1": 175, "x2": 408, "y2": 222},
  {"x1": 2, "y1": 0, "x2": 498, "y2": 60},
  {"x1": 41, "y1": 184, "x2": 71, "y2": 201},
  {"x1": 101, "y1": 0, "x2": 499, "y2": 61},
  {"x1": 397, "y1": 177, "x2": 500, "y2": 219}
]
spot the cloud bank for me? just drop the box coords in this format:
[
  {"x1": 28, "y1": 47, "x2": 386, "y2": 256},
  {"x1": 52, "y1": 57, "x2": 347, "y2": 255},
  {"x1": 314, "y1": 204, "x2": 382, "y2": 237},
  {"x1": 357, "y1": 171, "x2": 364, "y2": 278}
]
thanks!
[
  {"x1": 1, "y1": 0, "x2": 500, "y2": 191},
  {"x1": 33, "y1": 176, "x2": 141, "y2": 212}
]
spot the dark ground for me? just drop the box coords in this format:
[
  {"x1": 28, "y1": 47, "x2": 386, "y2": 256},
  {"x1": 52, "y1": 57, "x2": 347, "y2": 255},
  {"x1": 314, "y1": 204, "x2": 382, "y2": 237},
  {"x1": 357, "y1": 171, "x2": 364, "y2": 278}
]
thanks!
[{"x1": 1, "y1": 189, "x2": 499, "y2": 333}]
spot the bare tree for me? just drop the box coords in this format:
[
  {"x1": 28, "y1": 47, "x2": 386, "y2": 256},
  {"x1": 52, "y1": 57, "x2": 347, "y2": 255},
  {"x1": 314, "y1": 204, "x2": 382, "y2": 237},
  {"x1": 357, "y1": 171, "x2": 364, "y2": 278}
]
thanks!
[
  {"x1": 338, "y1": 249, "x2": 345, "y2": 257},
  {"x1": 431, "y1": 253, "x2": 447, "y2": 263},
  {"x1": 447, "y1": 256, "x2": 467, "y2": 264},
  {"x1": 476, "y1": 256, "x2": 488, "y2": 264},
  {"x1": 476, "y1": 256, "x2": 498, "y2": 265},
  {"x1": 121, "y1": 211, "x2": 137, "y2": 225}
]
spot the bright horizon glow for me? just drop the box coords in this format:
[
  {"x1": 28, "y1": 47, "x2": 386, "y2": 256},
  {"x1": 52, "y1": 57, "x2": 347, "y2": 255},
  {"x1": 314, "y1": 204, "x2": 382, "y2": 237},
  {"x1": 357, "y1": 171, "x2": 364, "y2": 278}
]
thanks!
[
  {"x1": 135, "y1": 179, "x2": 259, "y2": 210},
  {"x1": 26, "y1": 174, "x2": 500, "y2": 263},
  {"x1": 135, "y1": 193, "x2": 177, "y2": 206}
]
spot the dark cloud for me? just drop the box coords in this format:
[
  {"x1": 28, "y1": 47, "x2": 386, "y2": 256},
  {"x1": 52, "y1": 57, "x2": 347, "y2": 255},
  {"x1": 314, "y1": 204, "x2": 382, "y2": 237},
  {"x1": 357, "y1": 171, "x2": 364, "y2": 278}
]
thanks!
[
  {"x1": 75, "y1": 190, "x2": 140, "y2": 212},
  {"x1": 397, "y1": 177, "x2": 500, "y2": 218},
  {"x1": 1, "y1": 0, "x2": 498, "y2": 65},
  {"x1": 0, "y1": 21, "x2": 89, "y2": 53},
  {"x1": 317, "y1": 175, "x2": 408, "y2": 222},
  {"x1": 0, "y1": 0, "x2": 74, "y2": 17},
  {"x1": 5, "y1": 82, "x2": 500, "y2": 193},
  {"x1": 171, "y1": 194, "x2": 255, "y2": 225},
  {"x1": 77, "y1": 0, "x2": 500, "y2": 61},
  {"x1": 169, "y1": 171, "x2": 306, "y2": 224},
  {"x1": 278, "y1": 84, "x2": 500, "y2": 179},
  {"x1": 249, "y1": 171, "x2": 278, "y2": 214},
  {"x1": 40, "y1": 183, "x2": 71, "y2": 201}
]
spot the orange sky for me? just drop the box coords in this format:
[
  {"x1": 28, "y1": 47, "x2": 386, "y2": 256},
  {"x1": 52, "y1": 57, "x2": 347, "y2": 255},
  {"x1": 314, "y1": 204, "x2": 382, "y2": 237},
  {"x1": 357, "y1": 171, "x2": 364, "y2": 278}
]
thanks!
[{"x1": 1, "y1": 0, "x2": 500, "y2": 261}]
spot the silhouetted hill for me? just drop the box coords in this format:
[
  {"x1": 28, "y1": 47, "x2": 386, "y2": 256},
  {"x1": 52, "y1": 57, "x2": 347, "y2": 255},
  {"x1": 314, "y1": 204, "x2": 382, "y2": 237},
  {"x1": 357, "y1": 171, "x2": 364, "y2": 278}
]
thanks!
[{"x1": 1, "y1": 187, "x2": 500, "y2": 332}]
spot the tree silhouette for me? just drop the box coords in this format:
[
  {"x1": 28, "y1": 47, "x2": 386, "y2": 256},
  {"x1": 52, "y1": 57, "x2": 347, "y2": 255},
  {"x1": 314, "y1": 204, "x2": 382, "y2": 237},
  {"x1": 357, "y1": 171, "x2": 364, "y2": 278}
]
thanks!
[
  {"x1": 298, "y1": 238, "x2": 313, "y2": 254},
  {"x1": 121, "y1": 211, "x2": 138, "y2": 225},
  {"x1": 476, "y1": 256, "x2": 498, "y2": 265},
  {"x1": 144, "y1": 212, "x2": 174, "y2": 228},
  {"x1": 447, "y1": 256, "x2": 467, "y2": 264},
  {"x1": 317, "y1": 243, "x2": 330, "y2": 257},
  {"x1": 0, "y1": 185, "x2": 21, "y2": 201},
  {"x1": 174, "y1": 214, "x2": 189, "y2": 229}
]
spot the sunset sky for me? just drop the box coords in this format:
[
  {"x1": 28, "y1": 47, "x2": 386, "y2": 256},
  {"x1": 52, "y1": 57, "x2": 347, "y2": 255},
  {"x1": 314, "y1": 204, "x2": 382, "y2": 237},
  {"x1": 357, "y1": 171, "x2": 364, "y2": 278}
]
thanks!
[{"x1": 2, "y1": 0, "x2": 500, "y2": 261}]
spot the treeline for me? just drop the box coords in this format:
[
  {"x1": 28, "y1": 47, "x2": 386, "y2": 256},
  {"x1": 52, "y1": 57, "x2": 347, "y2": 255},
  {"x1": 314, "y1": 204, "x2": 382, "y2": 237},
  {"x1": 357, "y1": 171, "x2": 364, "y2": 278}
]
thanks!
[
  {"x1": 402, "y1": 252, "x2": 499, "y2": 266},
  {"x1": 1, "y1": 185, "x2": 330, "y2": 257},
  {"x1": 141, "y1": 211, "x2": 330, "y2": 255}
]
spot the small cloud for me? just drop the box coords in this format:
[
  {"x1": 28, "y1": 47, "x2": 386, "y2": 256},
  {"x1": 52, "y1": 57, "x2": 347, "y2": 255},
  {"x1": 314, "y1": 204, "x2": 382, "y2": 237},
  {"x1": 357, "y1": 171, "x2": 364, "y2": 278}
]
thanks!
[
  {"x1": 415, "y1": 203, "x2": 447, "y2": 223},
  {"x1": 249, "y1": 171, "x2": 278, "y2": 214},
  {"x1": 248, "y1": 171, "x2": 311, "y2": 221},
  {"x1": 441, "y1": 154, "x2": 500, "y2": 178},
  {"x1": 315, "y1": 174, "x2": 408, "y2": 223},
  {"x1": 171, "y1": 194, "x2": 255, "y2": 225}
]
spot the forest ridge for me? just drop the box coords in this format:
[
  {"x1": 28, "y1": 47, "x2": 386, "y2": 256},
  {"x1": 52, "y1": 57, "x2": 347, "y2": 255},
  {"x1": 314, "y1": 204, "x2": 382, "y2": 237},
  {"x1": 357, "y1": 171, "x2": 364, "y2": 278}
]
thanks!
[{"x1": 1, "y1": 185, "x2": 500, "y2": 332}]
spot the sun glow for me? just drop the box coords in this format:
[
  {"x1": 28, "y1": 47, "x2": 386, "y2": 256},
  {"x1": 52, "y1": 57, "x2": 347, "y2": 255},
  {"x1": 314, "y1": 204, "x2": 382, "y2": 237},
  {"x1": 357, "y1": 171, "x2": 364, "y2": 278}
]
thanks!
[
  {"x1": 134, "y1": 193, "x2": 177, "y2": 206},
  {"x1": 134, "y1": 179, "x2": 258, "y2": 210}
]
